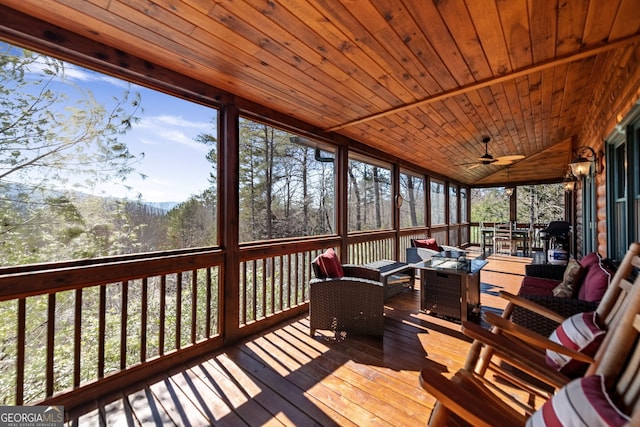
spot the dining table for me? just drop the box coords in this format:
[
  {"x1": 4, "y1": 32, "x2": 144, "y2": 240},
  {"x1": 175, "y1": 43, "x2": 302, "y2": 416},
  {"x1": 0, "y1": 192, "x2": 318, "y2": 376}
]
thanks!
[{"x1": 480, "y1": 227, "x2": 532, "y2": 255}]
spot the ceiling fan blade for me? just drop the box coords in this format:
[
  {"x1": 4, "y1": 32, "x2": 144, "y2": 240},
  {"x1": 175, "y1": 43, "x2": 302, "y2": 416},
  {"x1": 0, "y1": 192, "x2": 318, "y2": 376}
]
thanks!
[
  {"x1": 496, "y1": 154, "x2": 525, "y2": 162},
  {"x1": 467, "y1": 136, "x2": 525, "y2": 168}
]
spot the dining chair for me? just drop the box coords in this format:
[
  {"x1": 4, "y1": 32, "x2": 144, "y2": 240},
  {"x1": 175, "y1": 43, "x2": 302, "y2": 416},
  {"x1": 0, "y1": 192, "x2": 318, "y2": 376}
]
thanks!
[{"x1": 493, "y1": 222, "x2": 515, "y2": 255}]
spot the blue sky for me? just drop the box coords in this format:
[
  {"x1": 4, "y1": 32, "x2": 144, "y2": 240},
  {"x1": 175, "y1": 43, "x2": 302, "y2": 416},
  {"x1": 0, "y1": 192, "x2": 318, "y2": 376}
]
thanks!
[
  {"x1": 14, "y1": 46, "x2": 219, "y2": 203},
  {"x1": 66, "y1": 65, "x2": 218, "y2": 203}
]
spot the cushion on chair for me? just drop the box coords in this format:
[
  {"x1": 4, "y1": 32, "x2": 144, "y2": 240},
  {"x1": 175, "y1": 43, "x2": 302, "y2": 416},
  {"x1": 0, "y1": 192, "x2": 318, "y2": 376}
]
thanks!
[
  {"x1": 526, "y1": 374, "x2": 629, "y2": 427},
  {"x1": 546, "y1": 311, "x2": 606, "y2": 377},
  {"x1": 577, "y1": 258, "x2": 615, "y2": 302},
  {"x1": 313, "y1": 248, "x2": 344, "y2": 278},
  {"x1": 412, "y1": 238, "x2": 442, "y2": 251},
  {"x1": 552, "y1": 259, "x2": 586, "y2": 298},
  {"x1": 579, "y1": 252, "x2": 601, "y2": 269},
  {"x1": 519, "y1": 276, "x2": 562, "y2": 296}
]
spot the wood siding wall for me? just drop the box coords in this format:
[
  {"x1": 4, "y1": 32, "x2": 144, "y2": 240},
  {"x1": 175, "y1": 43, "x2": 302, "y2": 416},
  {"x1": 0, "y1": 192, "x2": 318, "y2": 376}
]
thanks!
[{"x1": 574, "y1": 43, "x2": 640, "y2": 257}]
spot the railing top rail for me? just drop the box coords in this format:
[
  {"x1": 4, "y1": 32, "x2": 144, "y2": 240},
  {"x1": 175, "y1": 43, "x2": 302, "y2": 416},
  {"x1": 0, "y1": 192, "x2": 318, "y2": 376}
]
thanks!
[
  {"x1": 0, "y1": 249, "x2": 224, "y2": 302},
  {"x1": 0, "y1": 246, "x2": 221, "y2": 275}
]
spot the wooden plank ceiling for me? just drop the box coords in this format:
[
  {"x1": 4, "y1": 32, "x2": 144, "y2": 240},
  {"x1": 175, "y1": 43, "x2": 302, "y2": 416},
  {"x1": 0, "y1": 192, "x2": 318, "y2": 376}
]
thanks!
[{"x1": 2, "y1": 0, "x2": 640, "y2": 186}]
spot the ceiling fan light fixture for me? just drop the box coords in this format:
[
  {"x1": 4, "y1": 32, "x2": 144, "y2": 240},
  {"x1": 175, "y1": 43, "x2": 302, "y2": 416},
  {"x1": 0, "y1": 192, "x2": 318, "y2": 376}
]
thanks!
[{"x1": 477, "y1": 136, "x2": 495, "y2": 163}]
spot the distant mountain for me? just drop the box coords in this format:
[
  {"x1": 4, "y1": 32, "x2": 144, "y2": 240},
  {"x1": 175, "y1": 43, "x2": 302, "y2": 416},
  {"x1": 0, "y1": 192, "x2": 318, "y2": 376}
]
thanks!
[
  {"x1": 1, "y1": 181, "x2": 179, "y2": 213},
  {"x1": 145, "y1": 201, "x2": 178, "y2": 212}
]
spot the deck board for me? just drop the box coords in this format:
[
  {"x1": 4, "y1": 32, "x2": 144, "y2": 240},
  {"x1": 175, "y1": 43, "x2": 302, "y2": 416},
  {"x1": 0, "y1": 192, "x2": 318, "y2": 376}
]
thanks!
[{"x1": 65, "y1": 252, "x2": 534, "y2": 426}]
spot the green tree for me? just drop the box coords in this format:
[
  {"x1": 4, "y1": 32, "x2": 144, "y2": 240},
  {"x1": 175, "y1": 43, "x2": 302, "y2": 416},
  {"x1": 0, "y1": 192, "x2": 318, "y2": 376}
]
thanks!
[
  {"x1": 471, "y1": 183, "x2": 564, "y2": 225},
  {"x1": 0, "y1": 46, "x2": 143, "y2": 264},
  {"x1": 0, "y1": 46, "x2": 142, "y2": 190},
  {"x1": 516, "y1": 184, "x2": 564, "y2": 224},
  {"x1": 470, "y1": 187, "x2": 510, "y2": 223},
  {"x1": 166, "y1": 191, "x2": 217, "y2": 248}
]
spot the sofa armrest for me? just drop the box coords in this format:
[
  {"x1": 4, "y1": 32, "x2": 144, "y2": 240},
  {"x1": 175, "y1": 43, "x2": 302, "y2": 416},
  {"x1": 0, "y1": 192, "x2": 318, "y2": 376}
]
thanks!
[
  {"x1": 440, "y1": 244, "x2": 464, "y2": 252},
  {"x1": 406, "y1": 247, "x2": 439, "y2": 264},
  {"x1": 342, "y1": 265, "x2": 382, "y2": 281},
  {"x1": 510, "y1": 294, "x2": 599, "y2": 337},
  {"x1": 524, "y1": 263, "x2": 566, "y2": 280}
]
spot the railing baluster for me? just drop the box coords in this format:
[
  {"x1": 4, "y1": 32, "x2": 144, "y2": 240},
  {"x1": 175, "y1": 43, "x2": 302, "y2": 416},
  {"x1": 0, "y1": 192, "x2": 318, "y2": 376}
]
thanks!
[
  {"x1": 176, "y1": 273, "x2": 182, "y2": 350},
  {"x1": 298, "y1": 254, "x2": 302, "y2": 304},
  {"x1": 98, "y1": 285, "x2": 106, "y2": 378},
  {"x1": 191, "y1": 269, "x2": 197, "y2": 344},
  {"x1": 74, "y1": 289, "x2": 82, "y2": 387},
  {"x1": 17, "y1": 298, "x2": 26, "y2": 405},
  {"x1": 120, "y1": 280, "x2": 128, "y2": 370},
  {"x1": 252, "y1": 260, "x2": 258, "y2": 321},
  {"x1": 140, "y1": 277, "x2": 147, "y2": 363},
  {"x1": 46, "y1": 293, "x2": 55, "y2": 397},
  {"x1": 270, "y1": 257, "x2": 275, "y2": 315},
  {"x1": 159, "y1": 275, "x2": 166, "y2": 356},
  {"x1": 278, "y1": 255, "x2": 283, "y2": 311},
  {"x1": 241, "y1": 262, "x2": 247, "y2": 325},
  {"x1": 302, "y1": 252, "x2": 308, "y2": 302},
  {"x1": 285, "y1": 254, "x2": 291, "y2": 309},
  {"x1": 262, "y1": 259, "x2": 267, "y2": 317},
  {"x1": 205, "y1": 268, "x2": 212, "y2": 337}
]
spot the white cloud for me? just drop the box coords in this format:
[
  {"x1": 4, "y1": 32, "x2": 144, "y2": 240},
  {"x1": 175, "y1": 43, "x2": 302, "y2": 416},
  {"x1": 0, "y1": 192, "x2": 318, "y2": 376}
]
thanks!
[
  {"x1": 22, "y1": 57, "x2": 129, "y2": 88},
  {"x1": 136, "y1": 114, "x2": 211, "y2": 131},
  {"x1": 134, "y1": 115, "x2": 212, "y2": 152},
  {"x1": 64, "y1": 65, "x2": 130, "y2": 88},
  {"x1": 155, "y1": 115, "x2": 211, "y2": 129}
]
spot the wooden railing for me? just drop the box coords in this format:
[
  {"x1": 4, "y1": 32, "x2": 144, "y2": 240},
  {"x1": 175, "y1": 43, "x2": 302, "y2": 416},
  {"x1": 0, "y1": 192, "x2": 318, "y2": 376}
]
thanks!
[
  {"x1": 2, "y1": 229, "x2": 473, "y2": 413},
  {"x1": 0, "y1": 248, "x2": 224, "y2": 410},
  {"x1": 347, "y1": 231, "x2": 396, "y2": 265},
  {"x1": 238, "y1": 243, "x2": 328, "y2": 327}
]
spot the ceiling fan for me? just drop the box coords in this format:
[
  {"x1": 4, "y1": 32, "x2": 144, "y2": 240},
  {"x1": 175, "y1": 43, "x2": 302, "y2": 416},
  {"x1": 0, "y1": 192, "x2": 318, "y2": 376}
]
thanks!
[{"x1": 466, "y1": 136, "x2": 525, "y2": 169}]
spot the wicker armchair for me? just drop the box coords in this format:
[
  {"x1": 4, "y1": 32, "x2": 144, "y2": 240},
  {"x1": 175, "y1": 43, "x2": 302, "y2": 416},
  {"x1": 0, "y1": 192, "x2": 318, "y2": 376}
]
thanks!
[{"x1": 309, "y1": 263, "x2": 385, "y2": 338}]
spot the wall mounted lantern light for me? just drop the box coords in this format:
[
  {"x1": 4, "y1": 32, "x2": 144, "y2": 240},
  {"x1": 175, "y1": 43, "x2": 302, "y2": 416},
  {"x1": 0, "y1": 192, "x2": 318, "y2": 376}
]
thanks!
[
  {"x1": 562, "y1": 169, "x2": 578, "y2": 192},
  {"x1": 505, "y1": 166, "x2": 514, "y2": 197},
  {"x1": 569, "y1": 146, "x2": 602, "y2": 178}
]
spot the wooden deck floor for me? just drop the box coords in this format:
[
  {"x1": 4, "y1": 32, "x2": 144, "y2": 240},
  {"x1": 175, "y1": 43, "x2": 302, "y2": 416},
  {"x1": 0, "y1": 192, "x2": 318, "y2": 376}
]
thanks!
[{"x1": 67, "y1": 251, "x2": 534, "y2": 426}]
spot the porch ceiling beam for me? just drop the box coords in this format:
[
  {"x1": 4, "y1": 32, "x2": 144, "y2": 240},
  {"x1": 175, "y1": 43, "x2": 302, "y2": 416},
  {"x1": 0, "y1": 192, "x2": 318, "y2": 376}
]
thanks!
[{"x1": 326, "y1": 34, "x2": 640, "y2": 132}]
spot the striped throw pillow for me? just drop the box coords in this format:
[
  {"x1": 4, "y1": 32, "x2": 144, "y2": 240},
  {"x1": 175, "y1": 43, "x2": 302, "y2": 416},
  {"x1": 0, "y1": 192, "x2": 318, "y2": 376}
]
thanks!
[
  {"x1": 527, "y1": 375, "x2": 629, "y2": 426},
  {"x1": 546, "y1": 311, "x2": 606, "y2": 377}
]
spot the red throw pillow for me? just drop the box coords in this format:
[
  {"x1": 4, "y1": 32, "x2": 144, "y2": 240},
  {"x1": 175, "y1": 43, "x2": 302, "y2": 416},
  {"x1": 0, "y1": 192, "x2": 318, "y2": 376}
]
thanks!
[
  {"x1": 519, "y1": 276, "x2": 562, "y2": 296},
  {"x1": 413, "y1": 238, "x2": 441, "y2": 251},
  {"x1": 579, "y1": 252, "x2": 601, "y2": 269},
  {"x1": 313, "y1": 248, "x2": 344, "y2": 278},
  {"x1": 578, "y1": 259, "x2": 614, "y2": 302}
]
